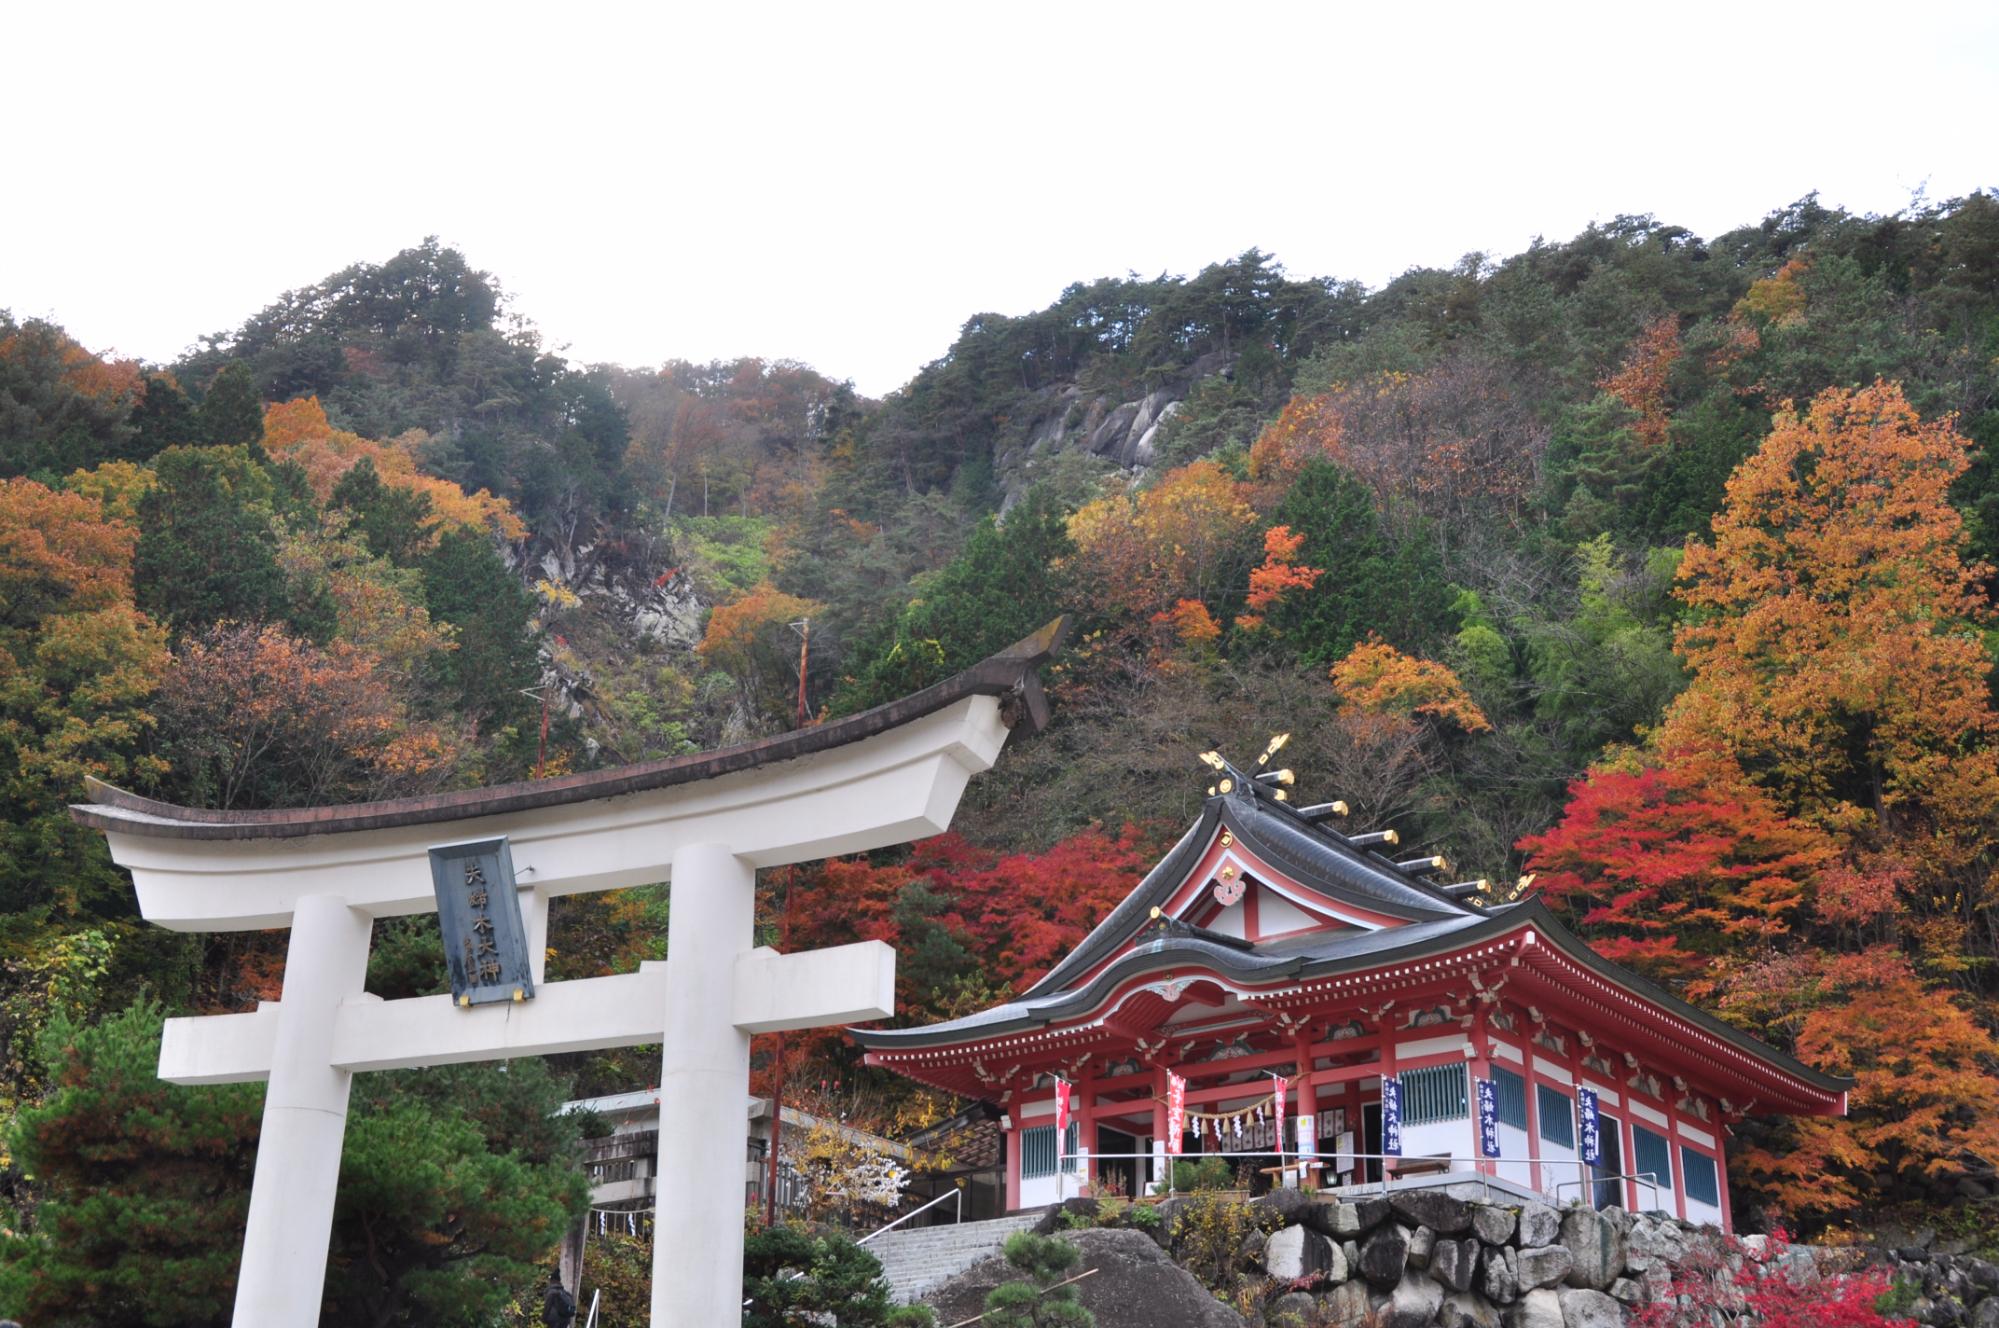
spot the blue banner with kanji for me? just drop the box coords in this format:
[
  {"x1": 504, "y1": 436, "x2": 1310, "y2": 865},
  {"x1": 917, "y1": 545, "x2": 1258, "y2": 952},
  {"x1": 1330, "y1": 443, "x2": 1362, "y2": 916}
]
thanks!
[
  {"x1": 1381, "y1": 1075, "x2": 1403, "y2": 1156},
  {"x1": 1476, "y1": 1077, "x2": 1502, "y2": 1158},
  {"x1": 1577, "y1": 1085, "x2": 1602, "y2": 1166}
]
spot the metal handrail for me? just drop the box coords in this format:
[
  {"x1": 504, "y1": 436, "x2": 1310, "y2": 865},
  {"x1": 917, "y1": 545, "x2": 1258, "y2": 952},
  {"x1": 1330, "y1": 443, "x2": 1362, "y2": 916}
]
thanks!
[
  {"x1": 1061, "y1": 1149, "x2": 1669, "y2": 1211},
  {"x1": 857, "y1": 1184, "x2": 963, "y2": 1245},
  {"x1": 1556, "y1": 1170, "x2": 1664, "y2": 1213},
  {"x1": 582, "y1": 1288, "x2": 601, "y2": 1328}
]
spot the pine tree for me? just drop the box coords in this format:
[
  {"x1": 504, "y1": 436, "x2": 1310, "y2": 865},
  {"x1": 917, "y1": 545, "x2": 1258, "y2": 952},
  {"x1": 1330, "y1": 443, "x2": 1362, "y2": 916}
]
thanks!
[{"x1": 196, "y1": 363, "x2": 265, "y2": 454}]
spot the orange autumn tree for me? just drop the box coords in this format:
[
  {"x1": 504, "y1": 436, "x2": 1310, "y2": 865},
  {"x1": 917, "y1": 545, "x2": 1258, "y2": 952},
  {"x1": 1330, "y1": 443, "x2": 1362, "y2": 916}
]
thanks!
[
  {"x1": 1330, "y1": 638, "x2": 1491, "y2": 734},
  {"x1": 261, "y1": 397, "x2": 523, "y2": 542},
  {"x1": 1718, "y1": 947, "x2": 1999, "y2": 1216},
  {"x1": 1600, "y1": 316, "x2": 1682, "y2": 448},
  {"x1": 1235, "y1": 524, "x2": 1323, "y2": 631},
  {"x1": 1066, "y1": 460, "x2": 1256, "y2": 625},
  {"x1": 697, "y1": 581, "x2": 823, "y2": 726},
  {"x1": 1246, "y1": 391, "x2": 1348, "y2": 506},
  {"x1": 1658, "y1": 381, "x2": 1999, "y2": 901}
]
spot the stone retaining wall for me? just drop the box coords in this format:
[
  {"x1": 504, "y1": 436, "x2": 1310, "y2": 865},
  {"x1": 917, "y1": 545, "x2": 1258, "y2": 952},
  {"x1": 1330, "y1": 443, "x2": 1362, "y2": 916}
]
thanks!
[{"x1": 1036, "y1": 1185, "x2": 1939, "y2": 1327}]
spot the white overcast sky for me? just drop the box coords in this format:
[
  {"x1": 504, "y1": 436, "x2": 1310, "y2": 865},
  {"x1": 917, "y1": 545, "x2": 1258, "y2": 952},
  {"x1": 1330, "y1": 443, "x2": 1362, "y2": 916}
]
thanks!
[{"x1": 5, "y1": 1, "x2": 1994, "y2": 398}]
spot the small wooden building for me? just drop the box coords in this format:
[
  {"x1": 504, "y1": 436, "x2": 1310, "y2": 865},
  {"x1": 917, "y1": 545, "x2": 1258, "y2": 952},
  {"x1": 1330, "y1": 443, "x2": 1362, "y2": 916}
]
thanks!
[{"x1": 858, "y1": 751, "x2": 1848, "y2": 1230}]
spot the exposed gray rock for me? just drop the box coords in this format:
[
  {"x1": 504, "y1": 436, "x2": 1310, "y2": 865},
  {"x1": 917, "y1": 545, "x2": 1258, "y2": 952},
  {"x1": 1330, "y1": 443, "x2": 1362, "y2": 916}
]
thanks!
[
  {"x1": 1360, "y1": 1226, "x2": 1411, "y2": 1288},
  {"x1": 1441, "y1": 1290, "x2": 1503, "y2": 1328},
  {"x1": 1386, "y1": 1276, "x2": 1445, "y2": 1328},
  {"x1": 1265, "y1": 1290, "x2": 1317, "y2": 1325},
  {"x1": 1624, "y1": 1213, "x2": 1689, "y2": 1271},
  {"x1": 1608, "y1": 1276, "x2": 1646, "y2": 1305},
  {"x1": 1515, "y1": 1245, "x2": 1575, "y2": 1292},
  {"x1": 1331, "y1": 1197, "x2": 1391, "y2": 1236},
  {"x1": 919, "y1": 1227, "x2": 1245, "y2": 1328},
  {"x1": 1431, "y1": 1236, "x2": 1479, "y2": 1293},
  {"x1": 1253, "y1": 1187, "x2": 1313, "y2": 1229},
  {"x1": 1032, "y1": 1196, "x2": 1098, "y2": 1234},
  {"x1": 1236, "y1": 1226, "x2": 1266, "y2": 1269},
  {"x1": 1265, "y1": 1224, "x2": 1334, "y2": 1281},
  {"x1": 1555, "y1": 1287, "x2": 1623, "y2": 1328},
  {"x1": 1301, "y1": 1199, "x2": 1344, "y2": 1238},
  {"x1": 1473, "y1": 1203, "x2": 1518, "y2": 1246},
  {"x1": 1971, "y1": 1297, "x2": 1999, "y2": 1328},
  {"x1": 1321, "y1": 1279, "x2": 1373, "y2": 1328},
  {"x1": 1483, "y1": 1244, "x2": 1519, "y2": 1304},
  {"x1": 1507, "y1": 1287, "x2": 1564, "y2": 1328},
  {"x1": 1559, "y1": 1208, "x2": 1626, "y2": 1291},
  {"x1": 1517, "y1": 1201, "x2": 1561, "y2": 1249},
  {"x1": 1342, "y1": 1238, "x2": 1361, "y2": 1270},
  {"x1": 1392, "y1": 1188, "x2": 1474, "y2": 1234},
  {"x1": 1408, "y1": 1224, "x2": 1436, "y2": 1268}
]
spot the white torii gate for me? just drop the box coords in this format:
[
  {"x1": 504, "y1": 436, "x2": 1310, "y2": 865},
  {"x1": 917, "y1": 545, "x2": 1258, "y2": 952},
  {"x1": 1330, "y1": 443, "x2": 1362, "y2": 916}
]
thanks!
[{"x1": 71, "y1": 622, "x2": 1064, "y2": 1327}]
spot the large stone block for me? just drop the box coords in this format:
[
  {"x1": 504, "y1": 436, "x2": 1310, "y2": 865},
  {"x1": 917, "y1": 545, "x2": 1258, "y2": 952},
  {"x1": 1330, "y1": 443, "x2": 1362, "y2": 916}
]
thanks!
[
  {"x1": 1408, "y1": 1224, "x2": 1436, "y2": 1268},
  {"x1": 1440, "y1": 1290, "x2": 1503, "y2": 1328},
  {"x1": 1430, "y1": 1236, "x2": 1480, "y2": 1293},
  {"x1": 1391, "y1": 1188, "x2": 1474, "y2": 1234},
  {"x1": 1266, "y1": 1224, "x2": 1335, "y2": 1282},
  {"x1": 1559, "y1": 1208, "x2": 1626, "y2": 1291},
  {"x1": 1360, "y1": 1226, "x2": 1411, "y2": 1288},
  {"x1": 1322, "y1": 1279, "x2": 1374, "y2": 1328},
  {"x1": 1515, "y1": 1245, "x2": 1575, "y2": 1292},
  {"x1": 1473, "y1": 1202, "x2": 1518, "y2": 1246},
  {"x1": 1517, "y1": 1201, "x2": 1561, "y2": 1248},
  {"x1": 1506, "y1": 1287, "x2": 1564, "y2": 1328},
  {"x1": 1254, "y1": 1187, "x2": 1314, "y2": 1228},
  {"x1": 1386, "y1": 1276, "x2": 1445, "y2": 1328},
  {"x1": 1330, "y1": 1197, "x2": 1391, "y2": 1236},
  {"x1": 1483, "y1": 1243, "x2": 1519, "y2": 1304},
  {"x1": 1266, "y1": 1290, "x2": 1317, "y2": 1324},
  {"x1": 1555, "y1": 1287, "x2": 1624, "y2": 1328}
]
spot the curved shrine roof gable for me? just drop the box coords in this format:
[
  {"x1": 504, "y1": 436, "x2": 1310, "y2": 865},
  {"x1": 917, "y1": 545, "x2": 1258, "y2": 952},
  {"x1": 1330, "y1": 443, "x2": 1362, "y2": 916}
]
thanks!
[{"x1": 1021, "y1": 788, "x2": 1473, "y2": 1000}]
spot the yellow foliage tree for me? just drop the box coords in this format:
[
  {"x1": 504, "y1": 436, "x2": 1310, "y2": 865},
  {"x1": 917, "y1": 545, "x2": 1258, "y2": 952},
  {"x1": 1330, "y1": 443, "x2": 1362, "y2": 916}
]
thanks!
[{"x1": 261, "y1": 397, "x2": 524, "y2": 542}]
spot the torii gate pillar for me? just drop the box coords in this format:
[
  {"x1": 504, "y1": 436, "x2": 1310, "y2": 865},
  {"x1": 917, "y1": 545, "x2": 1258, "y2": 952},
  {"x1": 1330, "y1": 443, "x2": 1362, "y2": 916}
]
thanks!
[
  {"x1": 235, "y1": 894, "x2": 372, "y2": 1323},
  {"x1": 655, "y1": 842, "x2": 756, "y2": 1324},
  {"x1": 70, "y1": 620, "x2": 1067, "y2": 1328}
]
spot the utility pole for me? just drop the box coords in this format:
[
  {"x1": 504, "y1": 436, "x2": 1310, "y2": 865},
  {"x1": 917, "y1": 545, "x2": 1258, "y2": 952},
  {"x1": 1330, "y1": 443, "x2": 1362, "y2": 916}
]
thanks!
[
  {"x1": 789, "y1": 619, "x2": 811, "y2": 730},
  {"x1": 518, "y1": 685, "x2": 552, "y2": 779}
]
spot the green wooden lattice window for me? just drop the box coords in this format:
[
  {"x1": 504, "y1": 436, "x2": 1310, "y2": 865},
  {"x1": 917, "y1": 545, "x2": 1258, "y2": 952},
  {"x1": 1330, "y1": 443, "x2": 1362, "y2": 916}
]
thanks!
[
  {"x1": 1401, "y1": 1063, "x2": 1469, "y2": 1125},
  {"x1": 1632, "y1": 1124, "x2": 1673, "y2": 1197},
  {"x1": 1492, "y1": 1065, "x2": 1527, "y2": 1130},
  {"x1": 1680, "y1": 1145, "x2": 1720, "y2": 1207},
  {"x1": 1020, "y1": 1122, "x2": 1080, "y2": 1179},
  {"x1": 1537, "y1": 1085, "x2": 1574, "y2": 1147}
]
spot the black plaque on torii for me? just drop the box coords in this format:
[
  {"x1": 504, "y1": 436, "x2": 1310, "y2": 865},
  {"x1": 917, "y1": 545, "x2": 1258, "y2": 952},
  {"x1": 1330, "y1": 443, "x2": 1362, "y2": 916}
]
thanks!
[{"x1": 428, "y1": 837, "x2": 537, "y2": 1007}]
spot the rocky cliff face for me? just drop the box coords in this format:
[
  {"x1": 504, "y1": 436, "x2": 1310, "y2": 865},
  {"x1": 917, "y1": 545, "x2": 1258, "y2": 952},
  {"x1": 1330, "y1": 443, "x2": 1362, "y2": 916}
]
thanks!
[{"x1": 995, "y1": 349, "x2": 1234, "y2": 508}]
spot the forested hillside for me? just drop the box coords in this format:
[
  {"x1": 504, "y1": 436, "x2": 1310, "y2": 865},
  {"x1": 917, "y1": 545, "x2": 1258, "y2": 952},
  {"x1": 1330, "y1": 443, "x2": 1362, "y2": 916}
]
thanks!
[{"x1": 2, "y1": 191, "x2": 1997, "y2": 1319}]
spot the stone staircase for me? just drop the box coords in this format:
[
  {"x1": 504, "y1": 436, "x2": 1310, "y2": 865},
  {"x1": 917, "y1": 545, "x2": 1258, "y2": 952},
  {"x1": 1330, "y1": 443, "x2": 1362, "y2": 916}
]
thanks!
[{"x1": 865, "y1": 1210, "x2": 1048, "y2": 1305}]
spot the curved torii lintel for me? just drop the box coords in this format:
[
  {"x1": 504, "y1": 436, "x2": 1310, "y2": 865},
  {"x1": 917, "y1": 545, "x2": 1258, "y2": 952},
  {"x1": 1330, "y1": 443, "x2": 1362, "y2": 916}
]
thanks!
[{"x1": 71, "y1": 617, "x2": 1070, "y2": 931}]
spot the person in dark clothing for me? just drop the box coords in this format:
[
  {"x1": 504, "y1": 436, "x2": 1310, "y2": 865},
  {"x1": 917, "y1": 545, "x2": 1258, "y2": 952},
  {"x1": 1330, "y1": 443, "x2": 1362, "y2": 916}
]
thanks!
[{"x1": 542, "y1": 1272, "x2": 576, "y2": 1328}]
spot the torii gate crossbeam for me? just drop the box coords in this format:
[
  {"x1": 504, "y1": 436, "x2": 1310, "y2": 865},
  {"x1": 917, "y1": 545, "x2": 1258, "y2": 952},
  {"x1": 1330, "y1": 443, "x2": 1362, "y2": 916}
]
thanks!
[{"x1": 71, "y1": 620, "x2": 1066, "y2": 1327}]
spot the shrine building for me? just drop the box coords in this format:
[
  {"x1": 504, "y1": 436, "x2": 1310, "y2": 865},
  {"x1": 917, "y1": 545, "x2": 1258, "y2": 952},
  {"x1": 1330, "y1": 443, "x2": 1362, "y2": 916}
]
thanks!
[{"x1": 857, "y1": 745, "x2": 1849, "y2": 1231}]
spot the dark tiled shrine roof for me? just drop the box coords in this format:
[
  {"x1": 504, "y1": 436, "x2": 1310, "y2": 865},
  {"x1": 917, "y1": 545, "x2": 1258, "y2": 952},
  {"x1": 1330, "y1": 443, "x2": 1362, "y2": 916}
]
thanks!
[
  {"x1": 853, "y1": 906, "x2": 1501, "y2": 1047},
  {"x1": 854, "y1": 775, "x2": 1852, "y2": 1104},
  {"x1": 856, "y1": 894, "x2": 1850, "y2": 1099},
  {"x1": 70, "y1": 618, "x2": 1070, "y2": 841},
  {"x1": 1023, "y1": 786, "x2": 1476, "y2": 1001}
]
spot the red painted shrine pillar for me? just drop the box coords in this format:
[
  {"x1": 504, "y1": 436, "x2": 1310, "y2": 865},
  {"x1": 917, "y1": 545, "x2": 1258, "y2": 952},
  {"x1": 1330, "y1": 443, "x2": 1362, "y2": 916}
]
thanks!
[
  {"x1": 1293, "y1": 1035, "x2": 1316, "y2": 1182},
  {"x1": 1005, "y1": 1117, "x2": 1022, "y2": 1213},
  {"x1": 1469, "y1": 1018, "x2": 1493, "y2": 1177}
]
